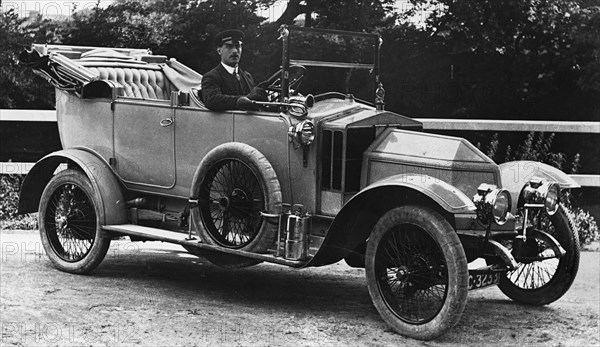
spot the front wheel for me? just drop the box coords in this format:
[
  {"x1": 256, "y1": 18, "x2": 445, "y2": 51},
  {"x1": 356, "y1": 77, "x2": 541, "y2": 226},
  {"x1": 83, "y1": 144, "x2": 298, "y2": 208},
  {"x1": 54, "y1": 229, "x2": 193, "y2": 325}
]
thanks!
[
  {"x1": 38, "y1": 169, "x2": 111, "y2": 274},
  {"x1": 365, "y1": 205, "x2": 468, "y2": 340},
  {"x1": 498, "y1": 204, "x2": 580, "y2": 305}
]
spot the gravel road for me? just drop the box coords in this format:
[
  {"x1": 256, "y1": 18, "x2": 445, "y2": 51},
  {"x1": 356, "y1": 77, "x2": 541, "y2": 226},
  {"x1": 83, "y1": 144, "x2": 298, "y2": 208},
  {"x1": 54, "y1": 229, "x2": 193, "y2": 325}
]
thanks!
[{"x1": 1, "y1": 230, "x2": 598, "y2": 346}]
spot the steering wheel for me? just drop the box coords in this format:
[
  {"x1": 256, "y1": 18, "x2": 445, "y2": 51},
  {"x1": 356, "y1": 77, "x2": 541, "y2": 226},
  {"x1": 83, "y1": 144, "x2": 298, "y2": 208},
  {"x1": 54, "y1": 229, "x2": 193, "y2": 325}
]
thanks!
[{"x1": 258, "y1": 65, "x2": 306, "y2": 102}]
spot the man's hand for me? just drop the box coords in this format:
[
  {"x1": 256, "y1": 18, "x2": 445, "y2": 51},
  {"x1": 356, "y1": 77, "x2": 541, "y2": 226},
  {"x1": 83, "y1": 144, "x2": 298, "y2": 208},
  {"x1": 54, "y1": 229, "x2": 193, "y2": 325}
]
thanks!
[
  {"x1": 236, "y1": 96, "x2": 258, "y2": 111},
  {"x1": 247, "y1": 86, "x2": 268, "y2": 101}
]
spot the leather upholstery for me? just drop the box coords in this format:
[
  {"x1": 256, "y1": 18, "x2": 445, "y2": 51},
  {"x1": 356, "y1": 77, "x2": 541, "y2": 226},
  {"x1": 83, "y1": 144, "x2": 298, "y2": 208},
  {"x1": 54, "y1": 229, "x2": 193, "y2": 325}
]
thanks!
[{"x1": 87, "y1": 67, "x2": 173, "y2": 100}]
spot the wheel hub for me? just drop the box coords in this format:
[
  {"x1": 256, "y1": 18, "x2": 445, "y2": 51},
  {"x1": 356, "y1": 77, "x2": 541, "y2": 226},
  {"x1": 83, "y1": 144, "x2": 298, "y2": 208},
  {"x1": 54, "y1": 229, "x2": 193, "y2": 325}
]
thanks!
[
  {"x1": 395, "y1": 266, "x2": 410, "y2": 281},
  {"x1": 408, "y1": 255, "x2": 436, "y2": 289},
  {"x1": 218, "y1": 189, "x2": 250, "y2": 213},
  {"x1": 218, "y1": 197, "x2": 230, "y2": 211},
  {"x1": 55, "y1": 214, "x2": 68, "y2": 230}
]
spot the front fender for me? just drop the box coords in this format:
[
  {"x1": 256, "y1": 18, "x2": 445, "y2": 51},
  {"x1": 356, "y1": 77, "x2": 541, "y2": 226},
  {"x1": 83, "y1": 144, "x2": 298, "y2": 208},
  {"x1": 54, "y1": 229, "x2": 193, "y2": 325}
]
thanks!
[
  {"x1": 18, "y1": 148, "x2": 127, "y2": 225},
  {"x1": 305, "y1": 174, "x2": 475, "y2": 267},
  {"x1": 361, "y1": 174, "x2": 477, "y2": 214},
  {"x1": 498, "y1": 161, "x2": 580, "y2": 214}
]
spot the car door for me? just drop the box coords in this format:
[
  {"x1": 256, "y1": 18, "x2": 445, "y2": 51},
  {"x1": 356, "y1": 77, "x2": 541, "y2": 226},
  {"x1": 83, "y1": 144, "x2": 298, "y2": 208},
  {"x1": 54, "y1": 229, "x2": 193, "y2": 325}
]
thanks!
[
  {"x1": 172, "y1": 107, "x2": 234, "y2": 196},
  {"x1": 113, "y1": 99, "x2": 176, "y2": 188}
]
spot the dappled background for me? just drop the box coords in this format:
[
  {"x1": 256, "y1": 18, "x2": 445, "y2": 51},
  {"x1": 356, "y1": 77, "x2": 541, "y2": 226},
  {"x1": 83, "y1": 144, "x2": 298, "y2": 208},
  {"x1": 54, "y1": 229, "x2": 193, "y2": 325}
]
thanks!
[
  {"x1": 3, "y1": 0, "x2": 599, "y2": 171},
  {"x1": 2, "y1": 0, "x2": 599, "y2": 120}
]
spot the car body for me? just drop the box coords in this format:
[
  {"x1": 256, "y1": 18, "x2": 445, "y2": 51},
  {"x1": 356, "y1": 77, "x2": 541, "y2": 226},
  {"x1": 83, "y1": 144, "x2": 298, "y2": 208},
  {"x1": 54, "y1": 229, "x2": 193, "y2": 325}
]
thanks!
[{"x1": 19, "y1": 26, "x2": 581, "y2": 340}]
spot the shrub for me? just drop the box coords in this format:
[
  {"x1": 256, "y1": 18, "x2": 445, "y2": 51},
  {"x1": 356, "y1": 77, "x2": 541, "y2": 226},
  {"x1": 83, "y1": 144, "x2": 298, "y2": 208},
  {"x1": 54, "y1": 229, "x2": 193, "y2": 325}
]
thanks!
[
  {"x1": 0, "y1": 175, "x2": 37, "y2": 230},
  {"x1": 482, "y1": 131, "x2": 578, "y2": 172},
  {"x1": 478, "y1": 133, "x2": 599, "y2": 246},
  {"x1": 566, "y1": 206, "x2": 599, "y2": 246}
]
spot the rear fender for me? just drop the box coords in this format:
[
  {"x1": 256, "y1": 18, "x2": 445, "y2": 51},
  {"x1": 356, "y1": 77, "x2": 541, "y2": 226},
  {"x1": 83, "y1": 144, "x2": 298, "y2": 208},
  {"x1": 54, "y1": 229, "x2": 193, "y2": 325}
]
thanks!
[
  {"x1": 498, "y1": 161, "x2": 579, "y2": 214},
  {"x1": 18, "y1": 148, "x2": 127, "y2": 226},
  {"x1": 305, "y1": 174, "x2": 475, "y2": 267}
]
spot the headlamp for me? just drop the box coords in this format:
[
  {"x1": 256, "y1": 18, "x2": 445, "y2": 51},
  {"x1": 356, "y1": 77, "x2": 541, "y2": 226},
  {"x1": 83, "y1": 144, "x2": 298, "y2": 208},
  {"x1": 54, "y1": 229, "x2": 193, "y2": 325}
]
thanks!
[
  {"x1": 473, "y1": 183, "x2": 512, "y2": 225},
  {"x1": 288, "y1": 120, "x2": 315, "y2": 147},
  {"x1": 519, "y1": 179, "x2": 560, "y2": 216}
]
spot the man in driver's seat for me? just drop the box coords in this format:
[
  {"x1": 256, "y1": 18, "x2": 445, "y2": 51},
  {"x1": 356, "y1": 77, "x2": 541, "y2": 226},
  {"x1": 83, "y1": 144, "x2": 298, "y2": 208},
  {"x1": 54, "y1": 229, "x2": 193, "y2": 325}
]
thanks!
[{"x1": 202, "y1": 29, "x2": 267, "y2": 111}]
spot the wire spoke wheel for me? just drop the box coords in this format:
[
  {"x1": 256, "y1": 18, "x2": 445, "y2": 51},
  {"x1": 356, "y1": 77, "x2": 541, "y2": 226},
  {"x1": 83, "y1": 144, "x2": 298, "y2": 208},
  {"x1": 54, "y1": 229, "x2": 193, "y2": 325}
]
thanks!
[
  {"x1": 45, "y1": 183, "x2": 97, "y2": 262},
  {"x1": 365, "y1": 205, "x2": 468, "y2": 340},
  {"x1": 505, "y1": 259, "x2": 558, "y2": 289},
  {"x1": 498, "y1": 204, "x2": 580, "y2": 305},
  {"x1": 38, "y1": 169, "x2": 111, "y2": 274},
  {"x1": 200, "y1": 159, "x2": 265, "y2": 248},
  {"x1": 191, "y1": 143, "x2": 282, "y2": 264},
  {"x1": 505, "y1": 210, "x2": 560, "y2": 288},
  {"x1": 375, "y1": 226, "x2": 448, "y2": 324}
]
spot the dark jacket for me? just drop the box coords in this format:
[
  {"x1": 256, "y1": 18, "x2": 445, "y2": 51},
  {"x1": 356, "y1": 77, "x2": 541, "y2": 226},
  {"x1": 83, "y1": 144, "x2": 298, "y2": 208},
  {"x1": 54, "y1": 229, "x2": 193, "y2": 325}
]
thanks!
[{"x1": 201, "y1": 64, "x2": 258, "y2": 111}]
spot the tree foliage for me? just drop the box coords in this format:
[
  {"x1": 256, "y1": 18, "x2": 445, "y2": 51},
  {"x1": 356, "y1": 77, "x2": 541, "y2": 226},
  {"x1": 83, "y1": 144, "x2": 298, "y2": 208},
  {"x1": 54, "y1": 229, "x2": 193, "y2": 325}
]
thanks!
[
  {"x1": 398, "y1": 0, "x2": 600, "y2": 119},
  {"x1": 260, "y1": 0, "x2": 396, "y2": 30},
  {"x1": 0, "y1": 9, "x2": 56, "y2": 109},
  {"x1": 0, "y1": 174, "x2": 37, "y2": 230},
  {"x1": 2, "y1": 0, "x2": 599, "y2": 120},
  {"x1": 164, "y1": 0, "x2": 266, "y2": 74},
  {"x1": 61, "y1": 0, "x2": 266, "y2": 76},
  {"x1": 63, "y1": 0, "x2": 176, "y2": 50}
]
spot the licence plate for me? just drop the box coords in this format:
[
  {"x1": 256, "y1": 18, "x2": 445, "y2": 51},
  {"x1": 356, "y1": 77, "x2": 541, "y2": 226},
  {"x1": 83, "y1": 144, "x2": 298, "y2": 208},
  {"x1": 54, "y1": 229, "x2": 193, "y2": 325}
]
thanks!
[{"x1": 468, "y1": 271, "x2": 501, "y2": 290}]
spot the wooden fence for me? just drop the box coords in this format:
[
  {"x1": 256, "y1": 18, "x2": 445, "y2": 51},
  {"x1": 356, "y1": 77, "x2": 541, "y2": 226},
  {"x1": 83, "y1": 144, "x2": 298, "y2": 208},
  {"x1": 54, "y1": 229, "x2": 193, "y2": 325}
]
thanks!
[{"x1": 1, "y1": 109, "x2": 598, "y2": 187}]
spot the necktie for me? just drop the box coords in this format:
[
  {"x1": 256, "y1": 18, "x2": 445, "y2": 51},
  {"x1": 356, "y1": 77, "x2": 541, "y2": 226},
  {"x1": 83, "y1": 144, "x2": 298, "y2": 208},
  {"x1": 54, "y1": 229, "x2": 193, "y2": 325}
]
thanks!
[{"x1": 233, "y1": 70, "x2": 243, "y2": 94}]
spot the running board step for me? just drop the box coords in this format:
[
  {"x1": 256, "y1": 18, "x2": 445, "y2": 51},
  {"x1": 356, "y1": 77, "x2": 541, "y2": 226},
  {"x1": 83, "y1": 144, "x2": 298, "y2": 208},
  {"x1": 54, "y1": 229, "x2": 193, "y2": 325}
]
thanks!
[{"x1": 102, "y1": 224, "x2": 306, "y2": 267}]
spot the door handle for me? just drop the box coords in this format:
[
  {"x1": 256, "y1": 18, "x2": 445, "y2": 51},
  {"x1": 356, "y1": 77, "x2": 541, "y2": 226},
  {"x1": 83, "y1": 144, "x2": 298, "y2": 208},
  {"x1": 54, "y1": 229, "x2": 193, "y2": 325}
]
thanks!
[{"x1": 160, "y1": 118, "x2": 173, "y2": 127}]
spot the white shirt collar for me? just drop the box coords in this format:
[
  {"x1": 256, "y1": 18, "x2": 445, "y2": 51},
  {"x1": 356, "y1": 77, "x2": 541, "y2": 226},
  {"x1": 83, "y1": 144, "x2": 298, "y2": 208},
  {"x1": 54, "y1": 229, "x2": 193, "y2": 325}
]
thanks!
[{"x1": 221, "y1": 62, "x2": 238, "y2": 75}]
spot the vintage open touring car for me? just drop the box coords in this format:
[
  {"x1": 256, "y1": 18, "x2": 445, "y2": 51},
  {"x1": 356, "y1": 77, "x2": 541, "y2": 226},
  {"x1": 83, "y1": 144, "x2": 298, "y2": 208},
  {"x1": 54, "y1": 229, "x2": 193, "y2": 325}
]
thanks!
[{"x1": 19, "y1": 26, "x2": 580, "y2": 340}]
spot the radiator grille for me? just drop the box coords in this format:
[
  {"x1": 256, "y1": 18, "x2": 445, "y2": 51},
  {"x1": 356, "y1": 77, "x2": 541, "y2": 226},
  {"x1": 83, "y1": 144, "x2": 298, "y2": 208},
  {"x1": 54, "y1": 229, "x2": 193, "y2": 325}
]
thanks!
[
  {"x1": 321, "y1": 130, "x2": 344, "y2": 190},
  {"x1": 321, "y1": 128, "x2": 375, "y2": 192}
]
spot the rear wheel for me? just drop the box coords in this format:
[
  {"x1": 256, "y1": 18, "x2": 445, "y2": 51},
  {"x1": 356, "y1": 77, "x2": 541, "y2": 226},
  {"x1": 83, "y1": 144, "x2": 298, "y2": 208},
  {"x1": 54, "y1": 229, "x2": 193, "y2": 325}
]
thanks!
[
  {"x1": 38, "y1": 169, "x2": 110, "y2": 274},
  {"x1": 498, "y1": 204, "x2": 579, "y2": 305},
  {"x1": 365, "y1": 205, "x2": 468, "y2": 340}
]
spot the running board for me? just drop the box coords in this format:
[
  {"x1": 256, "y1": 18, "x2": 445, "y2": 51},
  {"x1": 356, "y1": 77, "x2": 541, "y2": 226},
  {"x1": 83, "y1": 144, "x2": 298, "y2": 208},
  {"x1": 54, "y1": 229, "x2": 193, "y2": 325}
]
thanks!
[{"x1": 102, "y1": 224, "x2": 306, "y2": 267}]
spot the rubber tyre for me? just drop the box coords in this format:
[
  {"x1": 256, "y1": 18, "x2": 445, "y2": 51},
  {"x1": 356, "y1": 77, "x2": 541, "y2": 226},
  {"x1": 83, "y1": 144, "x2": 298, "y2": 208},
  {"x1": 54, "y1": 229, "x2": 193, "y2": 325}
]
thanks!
[
  {"x1": 38, "y1": 169, "x2": 111, "y2": 274},
  {"x1": 191, "y1": 143, "x2": 282, "y2": 254},
  {"x1": 365, "y1": 205, "x2": 469, "y2": 341},
  {"x1": 498, "y1": 204, "x2": 580, "y2": 305}
]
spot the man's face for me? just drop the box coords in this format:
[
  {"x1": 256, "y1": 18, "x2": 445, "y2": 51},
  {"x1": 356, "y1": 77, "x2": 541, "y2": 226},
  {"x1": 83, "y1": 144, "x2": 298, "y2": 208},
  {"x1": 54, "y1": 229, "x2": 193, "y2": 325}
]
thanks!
[{"x1": 218, "y1": 40, "x2": 242, "y2": 67}]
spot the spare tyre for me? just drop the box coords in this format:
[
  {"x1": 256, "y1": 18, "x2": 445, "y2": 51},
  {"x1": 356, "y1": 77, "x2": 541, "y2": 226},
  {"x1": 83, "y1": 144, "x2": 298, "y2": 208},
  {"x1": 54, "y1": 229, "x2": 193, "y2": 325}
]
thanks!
[{"x1": 190, "y1": 142, "x2": 282, "y2": 254}]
